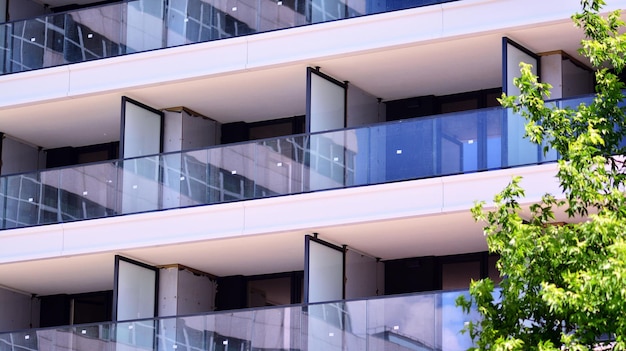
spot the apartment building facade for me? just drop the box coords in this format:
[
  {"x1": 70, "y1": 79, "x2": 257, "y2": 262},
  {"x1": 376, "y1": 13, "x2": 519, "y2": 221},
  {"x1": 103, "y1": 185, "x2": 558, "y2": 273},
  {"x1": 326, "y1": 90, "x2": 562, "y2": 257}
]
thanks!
[{"x1": 0, "y1": 0, "x2": 618, "y2": 350}]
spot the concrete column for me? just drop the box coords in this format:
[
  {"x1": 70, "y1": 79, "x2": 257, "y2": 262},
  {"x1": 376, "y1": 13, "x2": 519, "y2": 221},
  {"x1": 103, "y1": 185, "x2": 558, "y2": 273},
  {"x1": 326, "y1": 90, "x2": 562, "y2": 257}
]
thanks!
[
  {"x1": 162, "y1": 108, "x2": 220, "y2": 208},
  {"x1": 158, "y1": 265, "x2": 217, "y2": 317},
  {"x1": 540, "y1": 51, "x2": 594, "y2": 99},
  {"x1": 163, "y1": 108, "x2": 219, "y2": 153},
  {"x1": 158, "y1": 265, "x2": 217, "y2": 350}
]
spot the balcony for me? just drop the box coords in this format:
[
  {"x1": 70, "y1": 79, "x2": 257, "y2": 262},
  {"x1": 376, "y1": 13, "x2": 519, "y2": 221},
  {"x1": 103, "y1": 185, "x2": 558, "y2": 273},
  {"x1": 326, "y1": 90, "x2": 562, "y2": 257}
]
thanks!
[
  {"x1": 0, "y1": 289, "x2": 477, "y2": 351},
  {"x1": 0, "y1": 94, "x2": 595, "y2": 231},
  {"x1": 0, "y1": 0, "x2": 458, "y2": 75}
]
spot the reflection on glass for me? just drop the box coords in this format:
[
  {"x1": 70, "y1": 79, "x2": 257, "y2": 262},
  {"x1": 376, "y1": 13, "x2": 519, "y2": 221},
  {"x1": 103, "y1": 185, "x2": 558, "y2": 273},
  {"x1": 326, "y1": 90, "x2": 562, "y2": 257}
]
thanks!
[
  {"x1": 116, "y1": 320, "x2": 157, "y2": 350},
  {"x1": 308, "y1": 131, "x2": 351, "y2": 191},
  {"x1": 120, "y1": 156, "x2": 161, "y2": 214},
  {"x1": 440, "y1": 290, "x2": 477, "y2": 351},
  {"x1": 59, "y1": 162, "x2": 118, "y2": 221},
  {"x1": 367, "y1": 293, "x2": 438, "y2": 350}
]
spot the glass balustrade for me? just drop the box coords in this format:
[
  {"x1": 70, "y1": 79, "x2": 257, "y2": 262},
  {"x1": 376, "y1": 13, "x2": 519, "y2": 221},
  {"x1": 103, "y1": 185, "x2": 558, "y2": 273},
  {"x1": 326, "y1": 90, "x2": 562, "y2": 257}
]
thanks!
[
  {"x1": 0, "y1": 0, "x2": 459, "y2": 75},
  {"x1": 0, "y1": 289, "x2": 479, "y2": 351},
  {"x1": 0, "y1": 97, "x2": 574, "y2": 230}
]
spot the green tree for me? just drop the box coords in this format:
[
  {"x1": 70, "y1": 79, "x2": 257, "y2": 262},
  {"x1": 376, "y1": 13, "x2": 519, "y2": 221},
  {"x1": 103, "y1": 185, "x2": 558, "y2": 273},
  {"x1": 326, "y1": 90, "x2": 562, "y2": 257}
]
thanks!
[{"x1": 457, "y1": 1, "x2": 626, "y2": 350}]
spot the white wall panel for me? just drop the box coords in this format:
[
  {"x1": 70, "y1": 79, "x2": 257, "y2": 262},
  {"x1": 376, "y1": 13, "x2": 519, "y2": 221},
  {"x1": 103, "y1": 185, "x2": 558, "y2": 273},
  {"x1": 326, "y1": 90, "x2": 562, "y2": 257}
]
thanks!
[
  {"x1": 246, "y1": 6, "x2": 442, "y2": 68},
  {"x1": 0, "y1": 225, "x2": 64, "y2": 263},
  {"x1": 441, "y1": 0, "x2": 591, "y2": 37},
  {"x1": 505, "y1": 41, "x2": 537, "y2": 96},
  {"x1": 0, "y1": 66, "x2": 69, "y2": 108},
  {"x1": 116, "y1": 259, "x2": 156, "y2": 321},
  {"x1": 121, "y1": 98, "x2": 162, "y2": 213},
  {"x1": 306, "y1": 237, "x2": 343, "y2": 303},
  {"x1": 60, "y1": 201, "x2": 245, "y2": 255},
  {"x1": 504, "y1": 39, "x2": 538, "y2": 167},
  {"x1": 309, "y1": 72, "x2": 345, "y2": 133},
  {"x1": 122, "y1": 100, "x2": 162, "y2": 158},
  {"x1": 442, "y1": 162, "x2": 561, "y2": 212},
  {"x1": 66, "y1": 38, "x2": 248, "y2": 97},
  {"x1": 243, "y1": 176, "x2": 444, "y2": 232}
]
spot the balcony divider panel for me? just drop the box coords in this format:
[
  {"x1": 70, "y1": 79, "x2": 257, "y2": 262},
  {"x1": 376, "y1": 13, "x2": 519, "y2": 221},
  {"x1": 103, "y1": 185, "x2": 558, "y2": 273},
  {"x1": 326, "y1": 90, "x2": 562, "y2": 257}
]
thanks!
[{"x1": 502, "y1": 36, "x2": 541, "y2": 168}]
